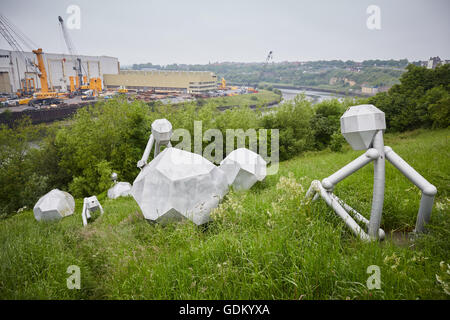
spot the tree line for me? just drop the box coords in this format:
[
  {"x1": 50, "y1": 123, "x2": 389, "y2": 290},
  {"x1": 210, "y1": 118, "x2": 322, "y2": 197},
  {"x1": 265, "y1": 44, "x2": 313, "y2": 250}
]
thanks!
[{"x1": 0, "y1": 63, "x2": 448, "y2": 218}]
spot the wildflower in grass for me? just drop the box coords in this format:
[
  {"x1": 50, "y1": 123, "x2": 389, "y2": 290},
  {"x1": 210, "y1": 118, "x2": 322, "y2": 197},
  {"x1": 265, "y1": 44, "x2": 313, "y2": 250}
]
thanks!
[
  {"x1": 271, "y1": 172, "x2": 306, "y2": 214},
  {"x1": 435, "y1": 197, "x2": 449, "y2": 211},
  {"x1": 275, "y1": 172, "x2": 305, "y2": 201},
  {"x1": 409, "y1": 252, "x2": 429, "y2": 264},
  {"x1": 436, "y1": 261, "x2": 450, "y2": 295},
  {"x1": 16, "y1": 206, "x2": 27, "y2": 213},
  {"x1": 210, "y1": 190, "x2": 244, "y2": 223},
  {"x1": 384, "y1": 253, "x2": 401, "y2": 270}
]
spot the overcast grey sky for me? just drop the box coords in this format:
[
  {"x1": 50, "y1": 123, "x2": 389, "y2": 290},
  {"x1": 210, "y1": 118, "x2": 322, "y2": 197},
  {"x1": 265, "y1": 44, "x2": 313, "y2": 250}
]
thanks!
[{"x1": 1, "y1": 0, "x2": 449, "y2": 65}]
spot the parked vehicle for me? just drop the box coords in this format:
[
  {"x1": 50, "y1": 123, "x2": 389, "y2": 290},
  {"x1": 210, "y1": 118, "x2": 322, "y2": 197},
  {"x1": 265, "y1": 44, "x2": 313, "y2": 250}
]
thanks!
[{"x1": 29, "y1": 98, "x2": 63, "y2": 107}]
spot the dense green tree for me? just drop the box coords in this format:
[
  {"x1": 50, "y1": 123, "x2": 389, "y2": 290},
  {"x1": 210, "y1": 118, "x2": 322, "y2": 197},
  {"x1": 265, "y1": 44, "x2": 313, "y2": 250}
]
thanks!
[
  {"x1": 262, "y1": 95, "x2": 314, "y2": 160},
  {"x1": 310, "y1": 99, "x2": 345, "y2": 149},
  {"x1": 0, "y1": 119, "x2": 49, "y2": 217},
  {"x1": 369, "y1": 64, "x2": 450, "y2": 131},
  {"x1": 54, "y1": 98, "x2": 151, "y2": 197}
]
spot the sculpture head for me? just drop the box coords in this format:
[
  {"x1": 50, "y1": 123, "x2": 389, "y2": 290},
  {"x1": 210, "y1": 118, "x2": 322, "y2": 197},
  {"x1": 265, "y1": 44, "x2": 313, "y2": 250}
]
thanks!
[
  {"x1": 340, "y1": 104, "x2": 386, "y2": 150},
  {"x1": 111, "y1": 172, "x2": 118, "y2": 182},
  {"x1": 151, "y1": 119, "x2": 172, "y2": 144}
]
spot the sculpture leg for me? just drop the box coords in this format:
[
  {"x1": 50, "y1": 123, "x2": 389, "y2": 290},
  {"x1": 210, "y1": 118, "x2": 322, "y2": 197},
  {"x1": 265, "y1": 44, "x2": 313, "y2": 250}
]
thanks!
[
  {"x1": 306, "y1": 184, "x2": 317, "y2": 199},
  {"x1": 368, "y1": 130, "x2": 385, "y2": 239},
  {"x1": 98, "y1": 202, "x2": 104, "y2": 215},
  {"x1": 81, "y1": 198, "x2": 88, "y2": 226},
  {"x1": 308, "y1": 181, "x2": 371, "y2": 241},
  {"x1": 384, "y1": 146, "x2": 437, "y2": 233},
  {"x1": 321, "y1": 148, "x2": 379, "y2": 190},
  {"x1": 415, "y1": 194, "x2": 435, "y2": 233},
  {"x1": 331, "y1": 193, "x2": 385, "y2": 240}
]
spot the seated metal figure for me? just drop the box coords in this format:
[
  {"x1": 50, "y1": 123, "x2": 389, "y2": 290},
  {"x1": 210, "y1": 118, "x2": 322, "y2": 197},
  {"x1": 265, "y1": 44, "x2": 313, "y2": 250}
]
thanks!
[{"x1": 306, "y1": 104, "x2": 437, "y2": 241}]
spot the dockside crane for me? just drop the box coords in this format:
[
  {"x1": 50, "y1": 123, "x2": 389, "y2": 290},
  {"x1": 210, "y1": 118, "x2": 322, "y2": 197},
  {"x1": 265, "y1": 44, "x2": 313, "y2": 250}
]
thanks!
[
  {"x1": 58, "y1": 15, "x2": 86, "y2": 94},
  {"x1": 0, "y1": 14, "x2": 41, "y2": 96},
  {"x1": 248, "y1": 50, "x2": 273, "y2": 93},
  {"x1": 0, "y1": 14, "x2": 63, "y2": 100}
]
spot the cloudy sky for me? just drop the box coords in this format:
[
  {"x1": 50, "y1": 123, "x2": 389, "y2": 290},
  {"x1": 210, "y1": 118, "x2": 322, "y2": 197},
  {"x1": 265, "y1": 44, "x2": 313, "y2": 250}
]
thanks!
[{"x1": 1, "y1": 0, "x2": 449, "y2": 65}]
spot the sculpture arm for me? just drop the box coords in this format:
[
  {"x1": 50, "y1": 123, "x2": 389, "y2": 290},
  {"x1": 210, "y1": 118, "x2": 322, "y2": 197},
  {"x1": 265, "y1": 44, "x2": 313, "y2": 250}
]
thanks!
[
  {"x1": 137, "y1": 134, "x2": 154, "y2": 169},
  {"x1": 321, "y1": 148, "x2": 380, "y2": 190}
]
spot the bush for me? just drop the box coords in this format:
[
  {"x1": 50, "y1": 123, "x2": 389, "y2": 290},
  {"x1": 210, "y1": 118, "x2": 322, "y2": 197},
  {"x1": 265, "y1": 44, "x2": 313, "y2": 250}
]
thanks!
[
  {"x1": 369, "y1": 64, "x2": 450, "y2": 131},
  {"x1": 329, "y1": 131, "x2": 346, "y2": 152},
  {"x1": 262, "y1": 95, "x2": 314, "y2": 160},
  {"x1": 54, "y1": 98, "x2": 151, "y2": 197},
  {"x1": 0, "y1": 119, "x2": 49, "y2": 218},
  {"x1": 310, "y1": 99, "x2": 345, "y2": 149}
]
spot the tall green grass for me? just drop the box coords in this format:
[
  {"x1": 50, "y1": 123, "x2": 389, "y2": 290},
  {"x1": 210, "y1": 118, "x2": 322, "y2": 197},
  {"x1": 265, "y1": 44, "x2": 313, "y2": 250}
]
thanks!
[{"x1": 0, "y1": 128, "x2": 448, "y2": 299}]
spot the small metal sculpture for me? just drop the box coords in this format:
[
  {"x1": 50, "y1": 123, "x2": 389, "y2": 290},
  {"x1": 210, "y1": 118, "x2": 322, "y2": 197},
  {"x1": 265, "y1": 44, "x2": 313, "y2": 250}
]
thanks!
[
  {"x1": 137, "y1": 119, "x2": 173, "y2": 169},
  {"x1": 107, "y1": 172, "x2": 132, "y2": 199},
  {"x1": 81, "y1": 195, "x2": 104, "y2": 226},
  {"x1": 33, "y1": 189, "x2": 75, "y2": 221},
  {"x1": 219, "y1": 148, "x2": 267, "y2": 190},
  {"x1": 306, "y1": 104, "x2": 437, "y2": 241}
]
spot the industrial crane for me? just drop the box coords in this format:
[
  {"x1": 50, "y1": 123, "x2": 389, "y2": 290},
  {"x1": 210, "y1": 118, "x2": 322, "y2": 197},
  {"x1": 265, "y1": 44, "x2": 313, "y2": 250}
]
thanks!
[
  {"x1": 0, "y1": 14, "x2": 62, "y2": 100},
  {"x1": 58, "y1": 16, "x2": 102, "y2": 96},
  {"x1": 58, "y1": 15, "x2": 86, "y2": 93},
  {"x1": 248, "y1": 50, "x2": 273, "y2": 93},
  {"x1": 0, "y1": 14, "x2": 40, "y2": 96}
]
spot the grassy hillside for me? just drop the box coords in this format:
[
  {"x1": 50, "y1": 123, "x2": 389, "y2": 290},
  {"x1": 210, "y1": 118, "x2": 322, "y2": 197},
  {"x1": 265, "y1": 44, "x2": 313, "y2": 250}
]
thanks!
[{"x1": 0, "y1": 128, "x2": 449, "y2": 299}]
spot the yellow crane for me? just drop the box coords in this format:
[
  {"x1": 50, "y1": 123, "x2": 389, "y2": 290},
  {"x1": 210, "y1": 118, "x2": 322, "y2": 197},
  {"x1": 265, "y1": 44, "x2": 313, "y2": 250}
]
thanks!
[
  {"x1": 219, "y1": 77, "x2": 227, "y2": 89},
  {"x1": 32, "y1": 48, "x2": 66, "y2": 99},
  {"x1": 0, "y1": 15, "x2": 65, "y2": 100}
]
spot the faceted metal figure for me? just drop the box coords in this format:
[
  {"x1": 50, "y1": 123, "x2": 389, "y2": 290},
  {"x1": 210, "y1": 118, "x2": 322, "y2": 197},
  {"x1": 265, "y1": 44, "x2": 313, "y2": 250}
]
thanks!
[
  {"x1": 33, "y1": 189, "x2": 75, "y2": 221},
  {"x1": 132, "y1": 147, "x2": 229, "y2": 225},
  {"x1": 219, "y1": 148, "x2": 267, "y2": 190},
  {"x1": 107, "y1": 172, "x2": 132, "y2": 199},
  {"x1": 81, "y1": 195, "x2": 104, "y2": 226},
  {"x1": 137, "y1": 119, "x2": 173, "y2": 169},
  {"x1": 306, "y1": 104, "x2": 437, "y2": 241}
]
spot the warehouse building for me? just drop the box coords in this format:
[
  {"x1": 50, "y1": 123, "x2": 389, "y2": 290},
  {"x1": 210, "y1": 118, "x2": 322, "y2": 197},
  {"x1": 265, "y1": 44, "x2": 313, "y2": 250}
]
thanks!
[
  {"x1": 103, "y1": 70, "x2": 217, "y2": 93},
  {"x1": 0, "y1": 48, "x2": 119, "y2": 94}
]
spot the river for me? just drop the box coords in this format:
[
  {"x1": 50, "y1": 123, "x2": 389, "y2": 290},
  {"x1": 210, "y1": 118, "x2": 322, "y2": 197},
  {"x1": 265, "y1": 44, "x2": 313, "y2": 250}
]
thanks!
[{"x1": 279, "y1": 88, "x2": 346, "y2": 104}]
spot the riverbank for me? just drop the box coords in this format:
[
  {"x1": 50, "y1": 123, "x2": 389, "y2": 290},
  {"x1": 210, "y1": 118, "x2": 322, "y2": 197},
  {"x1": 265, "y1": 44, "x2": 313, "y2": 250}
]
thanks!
[
  {"x1": 230, "y1": 82, "x2": 371, "y2": 97},
  {"x1": 0, "y1": 90, "x2": 282, "y2": 126}
]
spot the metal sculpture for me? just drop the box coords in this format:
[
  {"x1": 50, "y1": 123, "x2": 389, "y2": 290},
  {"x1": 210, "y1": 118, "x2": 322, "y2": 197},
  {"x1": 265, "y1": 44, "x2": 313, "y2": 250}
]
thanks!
[
  {"x1": 81, "y1": 195, "x2": 104, "y2": 226},
  {"x1": 137, "y1": 119, "x2": 173, "y2": 169},
  {"x1": 219, "y1": 148, "x2": 267, "y2": 190},
  {"x1": 306, "y1": 104, "x2": 437, "y2": 241},
  {"x1": 107, "y1": 172, "x2": 132, "y2": 199},
  {"x1": 33, "y1": 189, "x2": 75, "y2": 221},
  {"x1": 131, "y1": 147, "x2": 229, "y2": 225}
]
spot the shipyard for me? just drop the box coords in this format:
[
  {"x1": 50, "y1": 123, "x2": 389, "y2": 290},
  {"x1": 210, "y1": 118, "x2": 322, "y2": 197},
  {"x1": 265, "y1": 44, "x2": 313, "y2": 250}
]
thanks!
[{"x1": 0, "y1": 14, "x2": 263, "y2": 120}]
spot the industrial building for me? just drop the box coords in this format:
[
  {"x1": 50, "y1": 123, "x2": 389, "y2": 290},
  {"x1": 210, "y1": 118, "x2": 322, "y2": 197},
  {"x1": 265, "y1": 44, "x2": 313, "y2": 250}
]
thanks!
[
  {"x1": 103, "y1": 70, "x2": 217, "y2": 93},
  {"x1": 0, "y1": 48, "x2": 119, "y2": 93}
]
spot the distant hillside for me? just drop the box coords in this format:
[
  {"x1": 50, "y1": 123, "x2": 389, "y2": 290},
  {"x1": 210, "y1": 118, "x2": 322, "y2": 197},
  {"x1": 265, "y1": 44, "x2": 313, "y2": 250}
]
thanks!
[{"x1": 123, "y1": 59, "x2": 411, "y2": 91}]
